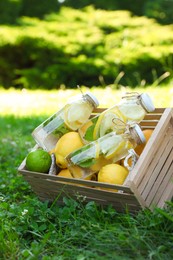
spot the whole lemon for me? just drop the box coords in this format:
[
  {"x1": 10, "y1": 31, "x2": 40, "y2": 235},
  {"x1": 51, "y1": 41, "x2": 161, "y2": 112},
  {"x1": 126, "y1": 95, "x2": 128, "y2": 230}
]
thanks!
[
  {"x1": 98, "y1": 163, "x2": 128, "y2": 186},
  {"x1": 135, "y1": 129, "x2": 153, "y2": 156},
  {"x1": 90, "y1": 156, "x2": 111, "y2": 173},
  {"x1": 26, "y1": 149, "x2": 51, "y2": 173},
  {"x1": 57, "y1": 168, "x2": 93, "y2": 187},
  {"x1": 57, "y1": 168, "x2": 73, "y2": 178},
  {"x1": 54, "y1": 132, "x2": 83, "y2": 168}
]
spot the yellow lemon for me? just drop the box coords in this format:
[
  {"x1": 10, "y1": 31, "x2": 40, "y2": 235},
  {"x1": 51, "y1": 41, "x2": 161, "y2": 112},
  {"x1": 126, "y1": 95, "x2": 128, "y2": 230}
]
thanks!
[
  {"x1": 135, "y1": 129, "x2": 153, "y2": 156},
  {"x1": 54, "y1": 132, "x2": 84, "y2": 168},
  {"x1": 90, "y1": 156, "x2": 111, "y2": 172},
  {"x1": 56, "y1": 168, "x2": 74, "y2": 185},
  {"x1": 69, "y1": 165, "x2": 93, "y2": 180},
  {"x1": 98, "y1": 164, "x2": 128, "y2": 189},
  {"x1": 57, "y1": 167, "x2": 93, "y2": 188},
  {"x1": 57, "y1": 168, "x2": 73, "y2": 178}
]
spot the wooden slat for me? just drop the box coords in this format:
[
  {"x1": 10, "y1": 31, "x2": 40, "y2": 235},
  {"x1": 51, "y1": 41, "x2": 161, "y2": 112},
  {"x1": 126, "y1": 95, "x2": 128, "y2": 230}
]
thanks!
[
  {"x1": 143, "y1": 135, "x2": 173, "y2": 201},
  {"x1": 157, "y1": 172, "x2": 173, "y2": 209},
  {"x1": 23, "y1": 177, "x2": 137, "y2": 204},
  {"x1": 126, "y1": 108, "x2": 173, "y2": 187},
  {"x1": 140, "y1": 121, "x2": 161, "y2": 127},
  {"x1": 152, "y1": 108, "x2": 165, "y2": 113},
  {"x1": 138, "y1": 124, "x2": 173, "y2": 197},
  {"x1": 142, "y1": 114, "x2": 163, "y2": 120},
  {"x1": 92, "y1": 108, "x2": 165, "y2": 117},
  {"x1": 148, "y1": 150, "x2": 173, "y2": 208},
  {"x1": 140, "y1": 126, "x2": 156, "y2": 130},
  {"x1": 38, "y1": 193, "x2": 141, "y2": 213},
  {"x1": 93, "y1": 107, "x2": 165, "y2": 114},
  {"x1": 20, "y1": 167, "x2": 133, "y2": 193},
  {"x1": 33, "y1": 188, "x2": 142, "y2": 213},
  {"x1": 26, "y1": 185, "x2": 142, "y2": 214},
  {"x1": 128, "y1": 181, "x2": 147, "y2": 208}
]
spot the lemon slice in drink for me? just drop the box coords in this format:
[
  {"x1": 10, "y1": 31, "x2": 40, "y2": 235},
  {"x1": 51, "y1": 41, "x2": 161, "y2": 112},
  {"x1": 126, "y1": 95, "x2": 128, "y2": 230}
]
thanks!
[
  {"x1": 105, "y1": 140, "x2": 126, "y2": 160},
  {"x1": 100, "y1": 134, "x2": 122, "y2": 157},
  {"x1": 93, "y1": 109, "x2": 126, "y2": 139},
  {"x1": 118, "y1": 104, "x2": 145, "y2": 122},
  {"x1": 93, "y1": 111, "x2": 117, "y2": 140},
  {"x1": 95, "y1": 141, "x2": 100, "y2": 159},
  {"x1": 64, "y1": 103, "x2": 91, "y2": 130},
  {"x1": 105, "y1": 139, "x2": 133, "y2": 160}
]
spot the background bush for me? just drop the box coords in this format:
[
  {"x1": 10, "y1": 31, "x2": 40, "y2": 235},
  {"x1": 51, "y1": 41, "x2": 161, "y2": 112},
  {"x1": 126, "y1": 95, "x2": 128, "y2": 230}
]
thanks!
[
  {"x1": 1, "y1": 0, "x2": 173, "y2": 25},
  {"x1": 0, "y1": 6, "x2": 173, "y2": 89}
]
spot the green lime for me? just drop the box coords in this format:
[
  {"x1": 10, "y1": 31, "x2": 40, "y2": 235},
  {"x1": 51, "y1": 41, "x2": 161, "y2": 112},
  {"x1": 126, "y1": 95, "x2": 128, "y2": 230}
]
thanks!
[{"x1": 26, "y1": 149, "x2": 51, "y2": 173}]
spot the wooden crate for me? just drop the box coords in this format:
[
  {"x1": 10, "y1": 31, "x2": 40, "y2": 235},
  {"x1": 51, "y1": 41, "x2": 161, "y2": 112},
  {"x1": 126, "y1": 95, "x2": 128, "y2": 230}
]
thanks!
[{"x1": 18, "y1": 108, "x2": 173, "y2": 213}]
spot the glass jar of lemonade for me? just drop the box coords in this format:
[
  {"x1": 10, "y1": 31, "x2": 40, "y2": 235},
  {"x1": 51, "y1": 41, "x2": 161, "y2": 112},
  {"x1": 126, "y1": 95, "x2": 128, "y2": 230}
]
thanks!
[
  {"x1": 32, "y1": 92, "x2": 99, "y2": 151},
  {"x1": 79, "y1": 92, "x2": 155, "y2": 143},
  {"x1": 66, "y1": 123, "x2": 145, "y2": 179}
]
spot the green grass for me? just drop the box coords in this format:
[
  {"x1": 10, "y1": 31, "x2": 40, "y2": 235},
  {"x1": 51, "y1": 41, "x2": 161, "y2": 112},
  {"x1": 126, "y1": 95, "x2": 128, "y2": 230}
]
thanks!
[{"x1": 0, "y1": 86, "x2": 173, "y2": 259}]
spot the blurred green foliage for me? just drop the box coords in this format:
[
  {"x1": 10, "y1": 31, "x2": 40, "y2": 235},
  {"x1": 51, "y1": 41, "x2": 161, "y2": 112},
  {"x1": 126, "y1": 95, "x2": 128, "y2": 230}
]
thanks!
[
  {"x1": 62, "y1": 0, "x2": 173, "y2": 24},
  {"x1": 144, "y1": 0, "x2": 173, "y2": 25},
  {"x1": 0, "y1": 6, "x2": 173, "y2": 89},
  {"x1": 0, "y1": 5, "x2": 173, "y2": 89},
  {"x1": 0, "y1": 0, "x2": 172, "y2": 25}
]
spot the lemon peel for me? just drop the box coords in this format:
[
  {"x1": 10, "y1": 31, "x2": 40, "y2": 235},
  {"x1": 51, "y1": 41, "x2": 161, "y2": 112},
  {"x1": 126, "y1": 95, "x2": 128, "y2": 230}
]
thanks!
[
  {"x1": 54, "y1": 132, "x2": 84, "y2": 168},
  {"x1": 98, "y1": 163, "x2": 129, "y2": 189}
]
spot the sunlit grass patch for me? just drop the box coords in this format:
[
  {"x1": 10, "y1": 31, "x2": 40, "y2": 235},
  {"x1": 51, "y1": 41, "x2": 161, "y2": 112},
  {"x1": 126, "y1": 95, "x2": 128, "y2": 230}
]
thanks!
[{"x1": 0, "y1": 85, "x2": 173, "y2": 117}]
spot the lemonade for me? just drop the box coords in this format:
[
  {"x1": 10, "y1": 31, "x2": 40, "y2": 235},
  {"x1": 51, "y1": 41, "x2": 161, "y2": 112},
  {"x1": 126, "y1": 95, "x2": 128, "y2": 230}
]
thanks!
[
  {"x1": 66, "y1": 123, "x2": 145, "y2": 179},
  {"x1": 78, "y1": 92, "x2": 155, "y2": 143},
  {"x1": 32, "y1": 92, "x2": 99, "y2": 151}
]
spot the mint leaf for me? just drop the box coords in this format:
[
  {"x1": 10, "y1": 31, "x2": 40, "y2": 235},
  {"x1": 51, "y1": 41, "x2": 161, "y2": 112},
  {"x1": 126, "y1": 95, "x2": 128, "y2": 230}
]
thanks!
[
  {"x1": 77, "y1": 158, "x2": 96, "y2": 168},
  {"x1": 83, "y1": 116, "x2": 99, "y2": 141},
  {"x1": 84, "y1": 124, "x2": 95, "y2": 141},
  {"x1": 52, "y1": 123, "x2": 69, "y2": 137}
]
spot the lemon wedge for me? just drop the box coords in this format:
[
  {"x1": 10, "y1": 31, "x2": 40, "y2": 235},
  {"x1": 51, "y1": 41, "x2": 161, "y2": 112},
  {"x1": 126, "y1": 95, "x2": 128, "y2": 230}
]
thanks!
[
  {"x1": 93, "y1": 109, "x2": 126, "y2": 139},
  {"x1": 105, "y1": 140, "x2": 127, "y2": 160},
  {"x1": 106, "y1": 139, "x2": 133, "y2": 160},
  {"x1": 118, "y1": 104, "x2": 145, "y2": 122},
  {"x1": 64, "y1": 103, "x2": 91, "y2": 130},
  {"x1": 95, "y1": 141, "x2": 100, "y2": 159},
  {"x1": 100, "y1": 134, "x2": 122, "y2": 157}
]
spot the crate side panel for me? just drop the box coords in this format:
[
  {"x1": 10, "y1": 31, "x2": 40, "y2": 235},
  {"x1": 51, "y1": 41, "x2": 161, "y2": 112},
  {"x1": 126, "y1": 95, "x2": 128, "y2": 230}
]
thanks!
[
  {"x1": 157, "y1": 175, "x2": 173, "y2": 209},
  {"x1": 127, "y1": 108, "x2": 173, "y2": 188},
  {"x1": 20, "y1": 169, "x2": 133, "y2": 194},
  {"x1": 24, "y1": 177, "x2": 139, "y2": 204},
  {"x1": 148, "y1": 154, "x2": 173, "y2": 208},
  {"x1": 22, "y1": 174, "x2": 142, "y2": 212},
  {"x1": 38, "y1": 193, "x2": 141, "y2": 214},
  {"x1": 138, "y1": 125, "x2": 173, "y2": 198},
  {"x1": 142, "y1": 136, "x2": 173, "y2": 200},
  {"x1": 34, "y1": 187, "x2": 141, "y2": 213}
]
